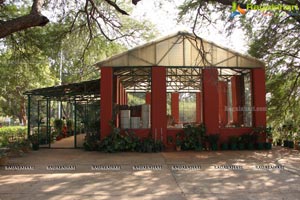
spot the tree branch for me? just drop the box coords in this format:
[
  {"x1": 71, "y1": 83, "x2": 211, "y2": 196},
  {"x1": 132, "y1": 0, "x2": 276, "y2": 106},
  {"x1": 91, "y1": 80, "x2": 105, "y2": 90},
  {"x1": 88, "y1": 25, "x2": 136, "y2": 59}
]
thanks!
[
  {"x1": 103, "y1": 0, "x2": 129, "y2": 15},
  {"x1": 0, "y1": 0, "x2": 49, "y2": 38},
  {"x1": 132, "y1": 0, "x2": 141, "y2": 5}
]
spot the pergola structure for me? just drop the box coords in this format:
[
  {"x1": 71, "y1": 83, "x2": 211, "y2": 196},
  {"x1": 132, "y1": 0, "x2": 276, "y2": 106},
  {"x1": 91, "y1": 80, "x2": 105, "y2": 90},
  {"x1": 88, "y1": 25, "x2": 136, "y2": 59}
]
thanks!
[
  {"x1": 25, "y1": 79, "x2": 100, "y2": 148},
  {"x1": 97, "y1": 31, "x2": 266, "y2": 145}
]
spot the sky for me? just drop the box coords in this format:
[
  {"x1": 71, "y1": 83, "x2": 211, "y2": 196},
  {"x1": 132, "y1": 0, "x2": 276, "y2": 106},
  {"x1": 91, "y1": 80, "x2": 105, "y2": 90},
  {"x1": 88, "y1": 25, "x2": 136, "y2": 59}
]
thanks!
[
  {"x1": 131, "y1": 0, "x2": 248, "y2": 53},
  {"x1": 40, "y1": 0, "x2": 248, "y2": 54}
]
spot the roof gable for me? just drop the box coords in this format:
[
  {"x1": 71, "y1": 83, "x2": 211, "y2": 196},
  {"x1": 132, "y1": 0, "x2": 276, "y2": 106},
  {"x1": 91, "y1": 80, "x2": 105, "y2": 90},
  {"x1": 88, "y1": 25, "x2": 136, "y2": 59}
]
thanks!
[{"x1": 96, "y1": 31, "x2": 264, "y2": 68}]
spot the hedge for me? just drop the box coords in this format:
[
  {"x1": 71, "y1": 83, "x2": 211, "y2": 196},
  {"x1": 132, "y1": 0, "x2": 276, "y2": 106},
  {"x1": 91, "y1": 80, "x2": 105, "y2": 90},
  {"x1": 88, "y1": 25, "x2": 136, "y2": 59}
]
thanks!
[{"x1": 0, "y1": 126, "x2": 27, "y2": 147}]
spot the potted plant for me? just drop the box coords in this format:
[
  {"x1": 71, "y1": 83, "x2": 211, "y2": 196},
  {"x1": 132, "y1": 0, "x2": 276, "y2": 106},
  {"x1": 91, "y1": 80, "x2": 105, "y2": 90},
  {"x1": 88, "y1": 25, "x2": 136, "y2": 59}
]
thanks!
[
  {"x1": 29, "y1": 133, "x2": 39, "y2": 151},
  {"x1": 176, "y1": 133, "x2": 182, "y2": 151},
  {"x1": 221, "y1": 142, "x2": 229, "y2": 150},
  {"x1": 145, "y1": 138, "x2": 154, "y2": 153},
  {"x1": 265, "y1": 127, "x2": 272, "y2": 150},
  {"x1": 266, "y1": 127, "x2": 273, "y2": 143},
  {"x1": 166, "y1": 135, "x2": 175, "y2": 151},
  {"x1": 229, "y1": 136, "x2": 238, "y2": 150},
  {"x1": 53, "y1": 118, "x2": 64, "y2": 136},
  {"x1": 0, "y1": 150, "x2": 8, "y2": 165},
  {"x1": 66, "y1": 119, "x2": 74, "y2": 136},
  {"x1": 293, "y1": 132, "x2": 300, "y2": 150},
  {"x1": 207, "y1": 134, "x2": 219, "y2": 151},
  {"x1": 167, "y1": 135, "x2": 174, "y2": 145},
  {"x1": 181, "y1": 124, "x2": 206, "y2": 151},
  {"x1": 154, "y1": 140, "x2": 164, "y2": 152},
  {"x1": 237, "y1": 136, "x2": 246, "y2": 150},
  {"x1": 247, "y1": 133, "x2": 257, "y2": 150},
  {"x1": 19, "y1": 139, "x2": 31, "y2": 153},
  {"x1": 7, "y1": 142, "x2": 24, "y2": 157},
  {"x1": 252, "y1": 127, "x2": 266, "y2": 150}
]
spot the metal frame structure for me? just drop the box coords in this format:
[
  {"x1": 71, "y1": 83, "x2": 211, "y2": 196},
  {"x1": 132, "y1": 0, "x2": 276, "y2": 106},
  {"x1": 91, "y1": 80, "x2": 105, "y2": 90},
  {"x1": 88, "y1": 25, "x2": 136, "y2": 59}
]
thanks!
[{"x1": 24, "y1": 79, "x2": 101, "y2": 148}]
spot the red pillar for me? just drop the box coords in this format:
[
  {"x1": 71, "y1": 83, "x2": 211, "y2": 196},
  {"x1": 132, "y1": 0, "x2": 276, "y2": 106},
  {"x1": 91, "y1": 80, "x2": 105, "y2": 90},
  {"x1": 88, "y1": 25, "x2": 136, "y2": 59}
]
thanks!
[
  {"x1": 252, "y1": 68, "x2": 266, "y2": 127},
  {"x1": 124, "y1": 89, "x2": 128, "y2": 105},
  {"x1": 100, "y1": 67, "x2": 113, "y2": 140},
  {"x1": 119, "y1": 83, "x2": 124, "y2": 105},
  {"x1": 203, "y1": 68, "x2": 219, "y2": 134},
  {"x1": 231, "y1": 76, "x2": 244, "y2": 124},
  {"x1": 171, "y1": 93, "x2": 179, "y2": 123},
  {"x1": 151, "y1": 67, "x2": 167, "y2": 143},
  {"x1": 218, "y1": 81, "x2": 228, "y2": 127},
  {"x1": 196, "y1": 92, "x2": 202, "y2": 123},
  {"x1": 114, "y1": 77, "x2": 120, "y2": 128},
  {"x1": 145, "y1": 92, "x2": 151, "y2": 104}
]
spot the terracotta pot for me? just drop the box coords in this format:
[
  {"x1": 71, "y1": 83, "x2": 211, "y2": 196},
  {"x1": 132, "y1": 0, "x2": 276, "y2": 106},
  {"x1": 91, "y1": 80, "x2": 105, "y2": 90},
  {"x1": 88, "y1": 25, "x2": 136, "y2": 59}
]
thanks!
[{"x1": 266, "y1": 138, "x2": 273, "y2": 143}]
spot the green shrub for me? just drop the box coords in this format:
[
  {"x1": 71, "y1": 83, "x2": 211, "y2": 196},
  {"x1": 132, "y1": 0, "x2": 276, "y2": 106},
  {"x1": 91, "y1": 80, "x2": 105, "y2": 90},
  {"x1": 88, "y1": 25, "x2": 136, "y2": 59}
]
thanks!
[
  {"x1": 53, "y1": 119, "x2": 64, "y2": 134},
  {"x1": 0, "y1": 126, "x2": 26, "y2": 147},
  {"x1": 181, "y1": 124, "x2": 206, "y2": 150}
]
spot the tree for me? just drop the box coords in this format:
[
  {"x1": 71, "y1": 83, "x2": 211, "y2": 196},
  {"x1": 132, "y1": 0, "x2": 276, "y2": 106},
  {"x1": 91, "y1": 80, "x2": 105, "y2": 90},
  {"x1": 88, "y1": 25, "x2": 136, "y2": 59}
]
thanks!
[
  {"x1": 0, "y1": 0, "x2": 155, "y2": 124},
  {"x1": 0, "y1": 43, "x2": 56, "y2": 125},
  {"x1": 178, "y1": 0, "x2": 300, "y2": 130},
  {"x1": 0, "y1": 0, "x2": 142, "y2": 38}
]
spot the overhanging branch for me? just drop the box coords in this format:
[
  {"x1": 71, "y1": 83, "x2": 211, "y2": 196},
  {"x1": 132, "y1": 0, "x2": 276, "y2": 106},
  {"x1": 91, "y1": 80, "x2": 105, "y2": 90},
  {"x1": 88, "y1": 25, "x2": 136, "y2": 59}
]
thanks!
[{"x1": 0, "y1": 0, "x2": 49, "y2": 38}]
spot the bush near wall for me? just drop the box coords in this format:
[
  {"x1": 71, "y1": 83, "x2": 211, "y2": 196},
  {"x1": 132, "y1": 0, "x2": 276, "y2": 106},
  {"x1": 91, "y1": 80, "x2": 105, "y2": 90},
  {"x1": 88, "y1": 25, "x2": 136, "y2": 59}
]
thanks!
[{"x1": 0, "y1": 126, "x2": 27, "y2": 147}]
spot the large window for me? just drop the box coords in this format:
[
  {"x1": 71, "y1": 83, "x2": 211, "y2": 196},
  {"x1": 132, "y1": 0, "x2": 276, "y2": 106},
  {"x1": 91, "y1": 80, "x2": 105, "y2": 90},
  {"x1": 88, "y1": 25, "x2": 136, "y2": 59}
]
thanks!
[
  {"x1": 218, "y1": 69, "x2": 253, "y2": 128},
  {"x1": 166, "y1": 67, "x2": 202, "y2": 128},
  {"x1": 113, "y1": 68, "x2": 151, "y2": 129}
]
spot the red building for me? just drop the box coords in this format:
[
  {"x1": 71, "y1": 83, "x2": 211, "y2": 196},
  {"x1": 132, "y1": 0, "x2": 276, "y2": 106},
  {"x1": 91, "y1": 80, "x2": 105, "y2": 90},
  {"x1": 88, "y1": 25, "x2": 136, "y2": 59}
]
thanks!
[
  {"x1": 25, "y1": 32, "x2": 266, "y2": 149},
  {"x1": 97, "y1": 32, "x2": 266, "y2": 146}
]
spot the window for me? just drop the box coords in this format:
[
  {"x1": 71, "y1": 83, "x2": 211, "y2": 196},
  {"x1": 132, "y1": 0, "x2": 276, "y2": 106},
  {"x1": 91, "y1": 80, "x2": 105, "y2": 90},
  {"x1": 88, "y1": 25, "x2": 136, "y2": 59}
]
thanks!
[{"x1": 166, "y1": 67, "x2": 202, "y2": 128}]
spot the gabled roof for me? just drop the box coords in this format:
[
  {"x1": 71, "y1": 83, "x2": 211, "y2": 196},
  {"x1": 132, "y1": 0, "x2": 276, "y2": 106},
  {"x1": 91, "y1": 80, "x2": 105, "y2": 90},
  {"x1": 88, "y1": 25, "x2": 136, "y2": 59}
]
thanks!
[{"x1": 96, "y1": 31, "x2": 264, "y2": 68}]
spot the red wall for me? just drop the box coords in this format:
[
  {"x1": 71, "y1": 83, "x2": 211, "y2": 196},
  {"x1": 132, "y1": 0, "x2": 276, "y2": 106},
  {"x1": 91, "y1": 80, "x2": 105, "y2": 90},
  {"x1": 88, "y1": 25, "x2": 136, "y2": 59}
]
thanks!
[
  {"x1": 100, "y1": 67, "x2": 113, "y2": 139},
  {"x1": 145, "y1": 92, "x2": 151, "y2": 104},
  {"x1": 202, "y1": 68, "x2": 219, "y2": 134},
  {"x1": 151, "y1": 67, "x2": 167, "y2": 143},
  {"x1": 252, "y1": 68, "x2": 267, "y2": 127},
  {"x1": 219, "y1": 128, "x2": 253, "y2": 143}
]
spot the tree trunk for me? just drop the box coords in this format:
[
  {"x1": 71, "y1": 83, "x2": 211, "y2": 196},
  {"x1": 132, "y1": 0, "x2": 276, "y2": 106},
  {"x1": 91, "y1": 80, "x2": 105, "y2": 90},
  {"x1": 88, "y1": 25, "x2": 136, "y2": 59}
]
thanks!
[{"x1": 20, "y1": 97, "x2": 27, "y2": 126}]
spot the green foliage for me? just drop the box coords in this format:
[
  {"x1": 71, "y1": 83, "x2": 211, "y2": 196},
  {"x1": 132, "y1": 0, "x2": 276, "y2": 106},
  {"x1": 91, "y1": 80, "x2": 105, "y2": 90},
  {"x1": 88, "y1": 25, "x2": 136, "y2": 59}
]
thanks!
[
  {"x1": 177, "y1": 0, "x2": 300, "y2": 136},
  {"x1": 66, "y1": 120, "x2": 73, "y2": 131},
  {"x1": 98, "y1": 128, "x2": 141, "y2": 153},
  {"x1": 176, "y1": 133, "x2": 183, "y2": 147},
  {"x1": 29, "y1": 133, "x2": 39, "y2": 144},
  {"x1": 207, "y1": 134, "x2": 220, "y2": 144},
  {"x1": 53, "y1": 119, "x2": 64, "y2": 134},
  {"x1": 84, "y1": 125, "x2": 164, "y2": 153},
  {"x1": 83, "y1": 134, "x2": 100, "y2": 151},
  {"x1": 167, "y1": 135, "x2": 174, "y2": 144},
  {"x1": 181, "y1": 124, "x2": 206, "y2": 150},
  {"x1": 228, "y1": 136, "x2": 238, "y2": 144},
  {"x1": 140, "y1": 137, "x2": 164, "y2": 153},
  {"x1": 0, "y1": 126, "x2": 26, "y2": 147},
  {"x1": 0, "y1": 1, "x2": 157, "y2": 123}
]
